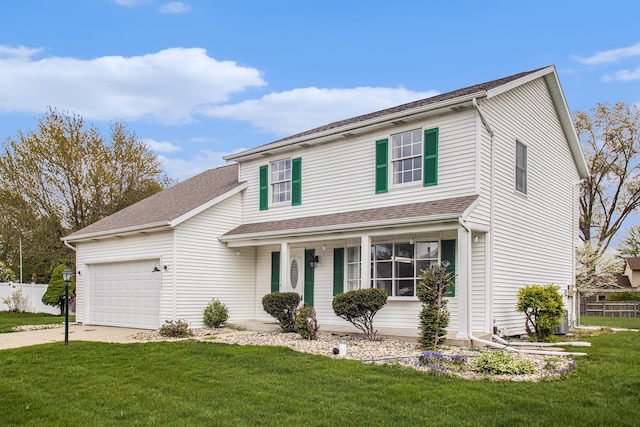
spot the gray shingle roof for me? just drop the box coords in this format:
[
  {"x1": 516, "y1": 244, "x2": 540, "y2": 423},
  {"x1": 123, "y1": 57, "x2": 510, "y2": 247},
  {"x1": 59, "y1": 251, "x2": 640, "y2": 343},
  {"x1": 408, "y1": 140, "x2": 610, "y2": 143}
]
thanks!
[
  {"x1": 222, "y1": 195, "x2": 478, "y2": 239},
  {"x1": 65, "y1": 164, "x2": 241, "y2": 240},
  {"x1": 239, "y1": 67, "x2": 548, "y2": 154}
]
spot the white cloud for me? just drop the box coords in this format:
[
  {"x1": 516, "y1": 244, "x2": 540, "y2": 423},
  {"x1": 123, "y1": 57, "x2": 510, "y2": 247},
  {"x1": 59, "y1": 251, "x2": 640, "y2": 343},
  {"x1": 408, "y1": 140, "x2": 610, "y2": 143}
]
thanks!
[
  {"x1": 204, "y1": 86, "x2": 439, "y2": 136},
  {"x1": 0, "y1": 46, "x2": 266, "y2": 124},
  {"x1": 574, "y1": 42, "x2": 640, "y2": 65},
  {"x1": 159, "y1": 2, "x2": 191, "y2": 14},
  {"x1": 603, "y1": 66, "x2": 640, "y2": 82},
  {"x1": 0, "y1": 45, "x2": 42, "y2": 59},
  {"x1": 142, "y1": 138, "x2": 183, "y2": 153},
  {"x1": 159, "y1": 149, "x2": 243, "y2": 181}
]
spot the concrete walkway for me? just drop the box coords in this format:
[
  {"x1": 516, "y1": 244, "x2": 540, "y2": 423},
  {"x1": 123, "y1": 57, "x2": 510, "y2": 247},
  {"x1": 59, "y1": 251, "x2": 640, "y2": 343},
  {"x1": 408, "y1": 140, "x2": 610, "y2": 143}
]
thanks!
[{"x1": 0, "y1": 324, "x2": 146, "y2": 350}]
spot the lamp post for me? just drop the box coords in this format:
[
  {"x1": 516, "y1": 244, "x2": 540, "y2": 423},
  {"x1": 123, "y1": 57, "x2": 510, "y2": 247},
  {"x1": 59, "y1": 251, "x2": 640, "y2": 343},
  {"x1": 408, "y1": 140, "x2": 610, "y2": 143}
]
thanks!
[{"x1": 62, "y1": 268, "x2": 71, "y2": 346}]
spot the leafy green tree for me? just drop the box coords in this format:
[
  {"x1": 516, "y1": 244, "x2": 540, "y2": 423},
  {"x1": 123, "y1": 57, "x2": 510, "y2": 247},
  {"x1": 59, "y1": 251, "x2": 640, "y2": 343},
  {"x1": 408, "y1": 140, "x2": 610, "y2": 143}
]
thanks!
[
  {"x1": 0, "y1": 108, "x2": 171, "y2": 282},
  {"x1": 617, "y1": 224, "x2": 640, "y2": 257},
  {"x1": 516, "y1": 284, "x2": 564, "y2": 342},
  {"x1": 42, "y1": 264, "x2": 75, "y2": 315}
]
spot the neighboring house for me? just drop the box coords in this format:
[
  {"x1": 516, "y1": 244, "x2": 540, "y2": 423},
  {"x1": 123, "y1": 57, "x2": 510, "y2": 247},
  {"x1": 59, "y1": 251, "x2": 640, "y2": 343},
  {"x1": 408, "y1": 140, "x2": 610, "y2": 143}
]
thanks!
[
  {"x1": 621, "y1": 257, "x2": 640, "y2": 288},
  {"x1": 63, "y1": 65, "x2": 589, "y2": 341}
]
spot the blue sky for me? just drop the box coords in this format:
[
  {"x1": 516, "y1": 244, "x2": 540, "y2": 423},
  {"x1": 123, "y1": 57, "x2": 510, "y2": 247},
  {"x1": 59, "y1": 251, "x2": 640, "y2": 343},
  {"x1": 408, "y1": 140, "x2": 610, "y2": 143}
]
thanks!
[{"x1": 1, "y1": 0, "x2": 639, "y2": 181}]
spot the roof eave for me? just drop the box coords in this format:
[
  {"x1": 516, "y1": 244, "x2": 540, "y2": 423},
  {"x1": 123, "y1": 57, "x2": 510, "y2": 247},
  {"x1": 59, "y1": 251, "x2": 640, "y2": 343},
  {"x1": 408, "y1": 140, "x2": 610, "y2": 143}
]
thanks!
[
  {"x1": 219, "y1": 212, "x2": 463, "y2": 243},
  {"x1": 62, "y1": 222, "x2": 172, "y2": 243},
  {"x1": 224, "y1": 92, "x2": 487, "y2": 162}
]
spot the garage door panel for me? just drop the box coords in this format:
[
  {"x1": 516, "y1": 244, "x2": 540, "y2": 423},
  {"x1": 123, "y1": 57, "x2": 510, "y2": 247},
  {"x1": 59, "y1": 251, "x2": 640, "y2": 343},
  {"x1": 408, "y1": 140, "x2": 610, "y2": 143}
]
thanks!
[{"x1": 87, "y1": 260, "x2": 161, "y2": 329}]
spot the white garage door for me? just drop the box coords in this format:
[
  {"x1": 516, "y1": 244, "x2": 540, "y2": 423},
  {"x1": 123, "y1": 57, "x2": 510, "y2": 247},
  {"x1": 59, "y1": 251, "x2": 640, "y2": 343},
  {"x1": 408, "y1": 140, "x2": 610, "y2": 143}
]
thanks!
[{"x1": 87, "y1": 259, "x2": 162, "y2": 329}]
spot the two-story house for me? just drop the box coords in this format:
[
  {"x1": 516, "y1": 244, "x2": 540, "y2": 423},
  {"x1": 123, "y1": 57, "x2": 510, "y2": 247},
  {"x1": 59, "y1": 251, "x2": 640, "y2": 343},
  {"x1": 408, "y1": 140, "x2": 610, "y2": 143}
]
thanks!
[{"x1": 63, "y1": 65, "x2": 589, "y2": 341}]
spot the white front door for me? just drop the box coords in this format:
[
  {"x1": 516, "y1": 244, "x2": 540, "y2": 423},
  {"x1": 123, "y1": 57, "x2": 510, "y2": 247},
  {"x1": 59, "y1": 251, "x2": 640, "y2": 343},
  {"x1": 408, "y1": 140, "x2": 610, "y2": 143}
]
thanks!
[{"x1": 288, "y1": 248, "x2": 304, "y2": 302}]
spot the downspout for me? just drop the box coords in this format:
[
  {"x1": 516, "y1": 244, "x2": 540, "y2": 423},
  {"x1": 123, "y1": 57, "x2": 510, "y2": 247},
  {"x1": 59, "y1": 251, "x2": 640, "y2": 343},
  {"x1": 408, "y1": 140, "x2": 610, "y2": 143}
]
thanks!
[
  {"x1": 472, "y1": 98, "x2": 495, "y2": 339},
  {"x1": 572, "y1": 179, "x2": 586, "y2": 327}
]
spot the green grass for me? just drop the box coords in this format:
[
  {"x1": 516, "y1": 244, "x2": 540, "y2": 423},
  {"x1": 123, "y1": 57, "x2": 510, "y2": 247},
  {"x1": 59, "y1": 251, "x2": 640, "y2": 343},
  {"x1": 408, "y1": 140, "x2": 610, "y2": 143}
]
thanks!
[
  {"x1": 580, "y1": 315, "x2": 640, "y2": 329},
  {"x1": 0, "y1": 311, "x2": 76, "y2": 333},
  {"x1": 1, "y1": 332, "x2": 639, "y2": 426}
]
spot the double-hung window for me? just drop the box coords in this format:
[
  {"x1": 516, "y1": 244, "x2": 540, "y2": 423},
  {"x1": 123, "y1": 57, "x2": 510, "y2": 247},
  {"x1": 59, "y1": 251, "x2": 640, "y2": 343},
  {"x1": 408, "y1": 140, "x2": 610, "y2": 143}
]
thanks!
[
  {"x1": 391, "y1": 129, "x2": 422, "y2": 184},
  {"x1": 271, "y1": 159, "x2": 291, "y2": 203},
  {"x1": 259, "y1": 157, "x2": 301, "y2": 210},
  {"x1": 375, "y1": 127, "x2": 438, "y2": 193},
  {"x1": 515, "y1": 140, "x2": 527, "y2": 194},
  {"x1": 371, "y1": 241, "x2": 439, "y2": 297}
]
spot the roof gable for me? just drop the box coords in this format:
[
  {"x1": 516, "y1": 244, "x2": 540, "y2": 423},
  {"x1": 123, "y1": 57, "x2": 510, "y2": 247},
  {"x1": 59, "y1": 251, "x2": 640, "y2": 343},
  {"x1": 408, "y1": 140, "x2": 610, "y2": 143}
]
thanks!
[
  {"x1": 626, "y1": 257, "x2": 640, "y2": 271},
  {"x1": 65, "y1": 164, "x2": 241, "y2": 241}
]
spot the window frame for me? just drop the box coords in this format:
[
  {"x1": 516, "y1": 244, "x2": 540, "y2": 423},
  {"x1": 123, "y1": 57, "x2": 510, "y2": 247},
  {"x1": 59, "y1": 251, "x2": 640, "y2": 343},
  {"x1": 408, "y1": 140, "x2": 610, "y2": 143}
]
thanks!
[
  {"x1": 270, "y1": 158, "x2": 292, "y2": 204},
  {"x1": 515, "y1": 140, "x2": 528, "y2": 194},
  {"x1": 390, "y1": 129, "x2": 423, "y2": 186},
  {"x1": 370, "y1": 240, "x2": 440, "y2": 298}
]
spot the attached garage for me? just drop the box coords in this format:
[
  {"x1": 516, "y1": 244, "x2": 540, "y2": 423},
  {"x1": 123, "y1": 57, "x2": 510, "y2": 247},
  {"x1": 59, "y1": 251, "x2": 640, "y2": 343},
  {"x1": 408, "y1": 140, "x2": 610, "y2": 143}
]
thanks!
[{"x1": 86, "y1": 259, "x2": 161, "y2": 329}]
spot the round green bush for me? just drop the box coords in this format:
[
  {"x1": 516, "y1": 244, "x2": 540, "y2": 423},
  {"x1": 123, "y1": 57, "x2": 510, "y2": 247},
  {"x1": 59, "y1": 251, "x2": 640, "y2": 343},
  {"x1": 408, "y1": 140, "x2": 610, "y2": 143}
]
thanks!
[
  {"x1": 203, "y1": 298, "x2": 229, "y2": 328},
  {"x1": 262, "y1": 292, "x2": 300, "y2": 332},
  {"x1": 332, "y1": 288, "x2": 387, "y2": 340}
]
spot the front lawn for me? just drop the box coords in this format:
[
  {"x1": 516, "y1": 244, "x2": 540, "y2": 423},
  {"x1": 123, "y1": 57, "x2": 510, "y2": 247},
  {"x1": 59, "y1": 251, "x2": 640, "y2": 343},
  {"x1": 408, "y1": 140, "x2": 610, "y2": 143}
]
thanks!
[
  {"x1": 0, "y1": 311, "x2": 76, "y2": 333},
  {"x1": 0, "y1": 332, "x2": 638, "y2": 426},
  {"x1": 580, "y1": 315, "x2": 640, "y2": 329}
]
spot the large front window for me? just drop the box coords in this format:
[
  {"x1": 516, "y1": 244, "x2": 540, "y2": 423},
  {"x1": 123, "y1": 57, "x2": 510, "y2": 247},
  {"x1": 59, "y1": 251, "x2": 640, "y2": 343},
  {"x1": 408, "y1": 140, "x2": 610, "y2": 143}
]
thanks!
[
  {"x1": 371, "y1": 241, "x2": 439, "y2": 297},
  {"x1": 391, "y1": 129, "x2": 422, "y2": 184},
  {"x1": 271, "y1": 159, "x2": 291, "y2": 203}
]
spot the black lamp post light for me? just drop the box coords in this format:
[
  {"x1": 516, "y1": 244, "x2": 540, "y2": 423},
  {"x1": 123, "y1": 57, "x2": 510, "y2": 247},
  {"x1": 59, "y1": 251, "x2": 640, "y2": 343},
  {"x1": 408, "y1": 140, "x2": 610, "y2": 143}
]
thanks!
[{"x1": 62, "y1": 268, "x2": 72, "y2": 346}]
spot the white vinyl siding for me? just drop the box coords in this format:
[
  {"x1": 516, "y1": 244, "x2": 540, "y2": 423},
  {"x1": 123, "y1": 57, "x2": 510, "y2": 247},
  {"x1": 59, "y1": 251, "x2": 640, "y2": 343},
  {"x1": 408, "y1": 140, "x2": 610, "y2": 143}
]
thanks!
[
  {"x1": 481, "y1": 77, "x2": 579, "y2": 336},
  {"x1": 239, "y1": 109, "x2": 478, "y2": 224},
  {"x1": 174, "y1": 194, "x2": 255, "y2": 327}
]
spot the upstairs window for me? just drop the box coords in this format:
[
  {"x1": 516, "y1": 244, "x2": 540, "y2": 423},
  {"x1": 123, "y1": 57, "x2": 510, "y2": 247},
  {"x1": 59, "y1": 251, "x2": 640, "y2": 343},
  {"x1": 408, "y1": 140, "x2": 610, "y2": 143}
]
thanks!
[
  {"x1": 271, "y1": 159, "x2": 291, "y2": 203},
  {"x1": 391, "y1": 129, "x2": 422, "y2": 184},
  {"x1": 259, "y1": 157, "x2": 301, "y2": 210},
  {"x1": 516, "y1": 140, "x2": 528, "y2": 194},
  {"x1": 375, "y1": 127, "x2": 438, "y2": 193}
]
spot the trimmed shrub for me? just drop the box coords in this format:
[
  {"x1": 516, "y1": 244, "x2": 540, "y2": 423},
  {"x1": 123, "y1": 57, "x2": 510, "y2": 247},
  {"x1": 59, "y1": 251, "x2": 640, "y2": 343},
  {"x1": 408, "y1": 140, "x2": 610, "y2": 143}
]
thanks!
[
  {"x1": 417, "y1": 262, "x2": 452, "y2": 350},
  {"x1": 605, "y1": 292, "x2": 640, "y2": 301},
  {"x1": 262, "y1": 292, "x2": 300, "y2": 332},
  {"x1": 332, "y1": 288, "x2": 387, "y2": 340},
  {"x1": 203, "y1": 298, "x2": 229, "y2": 328},
  {"x1": 294, "y1": 304, "x2": 319, "y2": 340},
  {"x1": 42, "y1": 264, "x2": 75, "y2": 315},
  {"x1": 474, "y1": 350, "x2": 536, "y2": 375},
  {"x1": 516, "y1": 284, "x2": 564, "y2": 342},
  {"x1": 159, "y1": 319, "x2": 193, "y2": 338}
]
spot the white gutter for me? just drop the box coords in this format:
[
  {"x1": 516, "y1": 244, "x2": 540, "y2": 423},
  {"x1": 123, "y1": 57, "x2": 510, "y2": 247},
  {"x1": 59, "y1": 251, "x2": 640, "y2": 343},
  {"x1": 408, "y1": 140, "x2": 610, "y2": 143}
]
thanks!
[
  {"x1": 63, "y1": 221, "x2": 172, "y2": 243},
  {"x1": 63, "y1": 240, "x2": 77, "y2": 252}
]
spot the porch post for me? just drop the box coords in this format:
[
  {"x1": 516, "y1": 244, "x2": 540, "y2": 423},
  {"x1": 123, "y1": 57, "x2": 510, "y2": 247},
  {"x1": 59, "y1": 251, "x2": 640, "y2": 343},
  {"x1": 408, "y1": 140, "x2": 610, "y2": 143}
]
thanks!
[
  {"x1": 456, "y1": 224, "x2": 470, "y2": 340},
  {"x1": 280, "y1": 242, "x2": 290, "y2": 292},
  {"x1": 360, "y1": 234, "x2": 371, "y2": 289}
]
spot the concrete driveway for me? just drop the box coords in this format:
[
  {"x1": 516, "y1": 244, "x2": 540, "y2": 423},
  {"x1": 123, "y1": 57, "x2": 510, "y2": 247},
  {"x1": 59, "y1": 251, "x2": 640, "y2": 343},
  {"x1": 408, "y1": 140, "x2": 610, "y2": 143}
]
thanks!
[{"x1": 0, "y1": 324, "x2": 146, "y2": 350}]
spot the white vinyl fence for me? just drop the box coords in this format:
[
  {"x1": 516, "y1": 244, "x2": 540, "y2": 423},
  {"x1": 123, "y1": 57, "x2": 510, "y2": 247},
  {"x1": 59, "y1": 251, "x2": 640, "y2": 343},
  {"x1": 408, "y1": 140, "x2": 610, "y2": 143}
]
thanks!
[{"x1": 0, "y1": 282, "x2": 60, "y2": 314}]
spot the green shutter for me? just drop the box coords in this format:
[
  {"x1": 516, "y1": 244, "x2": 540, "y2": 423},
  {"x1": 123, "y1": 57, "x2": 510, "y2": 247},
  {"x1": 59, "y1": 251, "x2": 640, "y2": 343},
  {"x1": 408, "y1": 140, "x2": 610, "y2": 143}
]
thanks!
[
  {"x1": 259, "y1": 165, "x2": 269, "y2": 211},
  {"x1": 270, "y1": 251, "x2": 280, "y2": 293},
  {"x1": 333, "y1": 248, "x2": 345, "y2": 296},
  {"x1": 292, "y1": 157, "x2": 302, "y2": 206},
  {"x1": 304, "y1": 249, "x2": 315, "y2": 306},
  {"x1": 423, "y1": 128, "x2": 438, "y2": 186},
  {"x1": 441, "y1": 239, "x2": 456, "y2": 297},
  {"x1": 375, "y1": 138, "x2": 388, "y2": 193}
]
